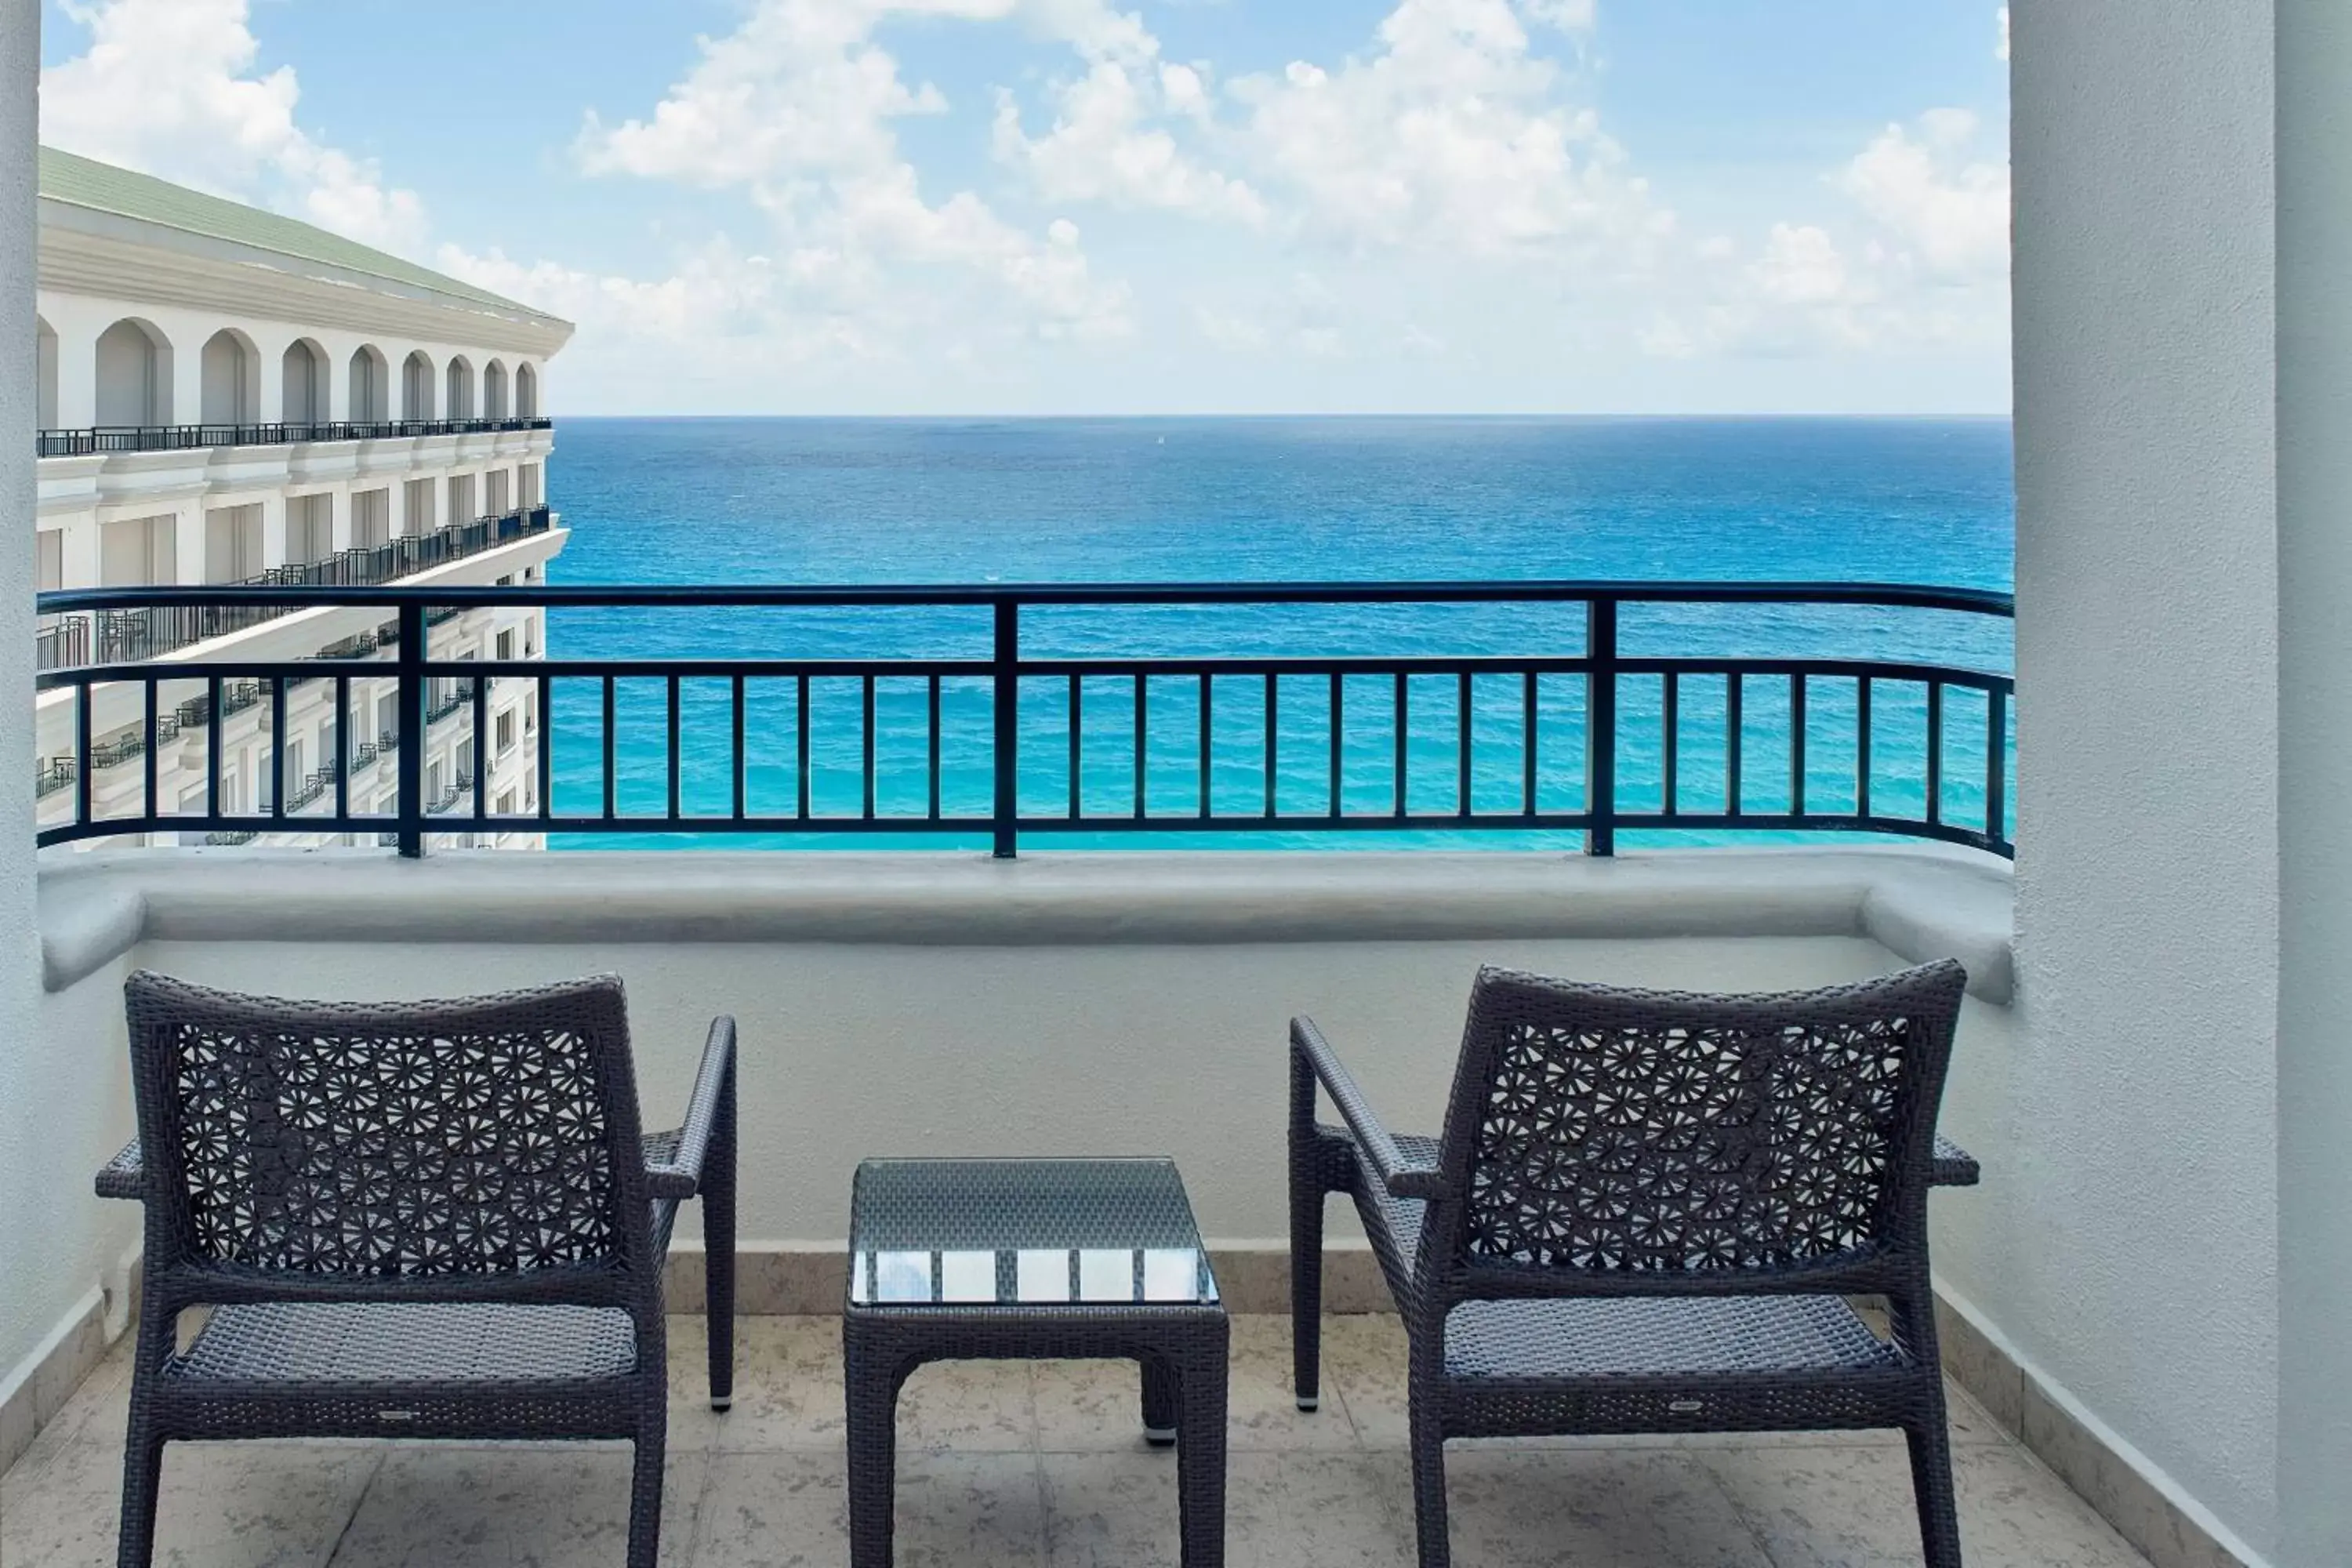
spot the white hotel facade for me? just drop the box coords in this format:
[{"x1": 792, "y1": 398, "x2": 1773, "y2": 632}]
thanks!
[{"x1": 30, "y1": 147, "x2": 572, "y2": 850}]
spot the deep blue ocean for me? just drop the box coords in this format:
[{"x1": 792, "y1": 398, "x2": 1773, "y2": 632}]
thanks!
[{"x1": 538, "y1": 417, "x2": 2015, "y2": 851}]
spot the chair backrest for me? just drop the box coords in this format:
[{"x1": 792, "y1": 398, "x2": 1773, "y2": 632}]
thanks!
[
  {"x1": 124, "y1": 971, "x2": 654, "y2": 1290},
  {"x1": 1428, "y1": 960, "x2": 1967, "y2": 1287}
]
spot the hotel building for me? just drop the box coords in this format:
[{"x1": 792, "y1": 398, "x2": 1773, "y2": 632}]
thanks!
[{"x1": 30, "y1": 147, "x2": 572, "y2": 850}]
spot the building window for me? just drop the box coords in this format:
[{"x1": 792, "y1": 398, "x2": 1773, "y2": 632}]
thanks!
[
  {"x1": 203, "y1": 506, "x2": 261, "y2": 583},
  {"x1": 518, "y1": 461, "x2": 543, "y2": 507},
  {"x1": 37, "y1": 530, "x2": 64, "y2": 593},
  {"x1": 486, "y1": 468, "x2": 510, "y2": 515},
  {"x1": 524, "y1": 619, "x2": 538, "y2": 656},
  {"x1": 95, "y1": 318, "x2": 171, "y2": 426},
  {"x1": 497, "y1": 629, "x2": 517, "y2": 662},
  {"x1": 353, "y1": 488, "x2": 391, "y2": 550},
  {"x1": 287, "y1": 494, "x2": 334, "y2": 565},
  {"x1": 376, "y1": 691, "x2": 399, "y2": 746},
  {"x1": 403, "y1": 477, "x2": 435, "y2": 536},
  {"x1": 103, "y1": 515, "x2": 178, "y2": 586},
  {"x1": 495, "y1": 789, "x2": 517, "y2": 816},
  {"x1": 495, "y1": 708, "x2": 517, "y2": 754},
  {"x1": 448, "y1": 473, "x2": 477, "y2": 524}
]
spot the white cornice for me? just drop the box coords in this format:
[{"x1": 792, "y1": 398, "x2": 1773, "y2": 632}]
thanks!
[{"x1": 38, "y1": 225, "x2": 572, "y2": 358}]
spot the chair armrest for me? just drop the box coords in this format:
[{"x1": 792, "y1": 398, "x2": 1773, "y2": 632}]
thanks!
[
  {"x1": 646, "y1": 1017, "x2": 737, "y2": 1200},
  {"x1": 1931, "y1": 1133, "x2": 1980, "y2": 1188},
  {"x1": 96, "y1": 1139, "x2": 143, "y2": 1200},
  {"x1": 1289, "y1": 1017, "x2": 1446, "y2": 1199}
]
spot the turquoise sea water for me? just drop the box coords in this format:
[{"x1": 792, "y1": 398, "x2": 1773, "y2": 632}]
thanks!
[{"x1": 539, "y1": 417, "x2": 2015, "y2": 851}]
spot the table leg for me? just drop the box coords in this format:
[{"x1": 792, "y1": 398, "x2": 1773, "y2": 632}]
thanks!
[
  {"x1": 1142, "y1": 1356, "x2": 1178, "y2": 1446},
  {"x1": 844, "y1": 1328, "x2": 907, "y2": 1568},
  {"x1": 1176, "y1": 1323, "x2": 1230, "y2": 1568}
]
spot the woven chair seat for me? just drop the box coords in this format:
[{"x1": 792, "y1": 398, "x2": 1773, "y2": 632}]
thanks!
[
  {"x1": 172, "y1": 1301, "x2": 640, "y2": 1386},
  {"x1": 1443, "y1": 1293, "x2": 1904, "y2": 1381}
]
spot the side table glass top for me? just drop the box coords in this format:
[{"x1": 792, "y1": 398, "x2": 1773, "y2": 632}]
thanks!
[{"x1": 848, "y1": 1158, "x2": 1219, "y2": 1308}]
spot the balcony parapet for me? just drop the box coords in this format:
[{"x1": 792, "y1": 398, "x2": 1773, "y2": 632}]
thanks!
[
  {"x1": 36, "y1": 416, "x2": 552, "y2": 458},
  {"x1": 31, "y1": 846, "x2": 2015, "y2": 1000}
]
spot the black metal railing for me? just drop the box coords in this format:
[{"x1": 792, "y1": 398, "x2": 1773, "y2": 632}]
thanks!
[
  {"x1": 31, "y1": 579, "x2": 2015, "y2": 858},
  {"x1": 36, "y1": 416, "x2": 551, "y2": 457},
  {"x1": 34, "y1": 506, "x2": 552, "y2": 673}
]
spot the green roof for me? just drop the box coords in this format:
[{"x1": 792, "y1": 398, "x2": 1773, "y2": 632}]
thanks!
[{"x1": 37, "y1": 146, "x2": 557, "y2": 321}]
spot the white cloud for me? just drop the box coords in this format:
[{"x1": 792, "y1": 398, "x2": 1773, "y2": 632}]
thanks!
[
  {"x1": 1225, "y1": 0, "x2": 1670, "y2": 260},
  {"x1": 1837, "y1": 109, "x2": 2010, "y2": 282},
  {"x1": 576, "y1": 0, "x2": 1135, "y2": 347},
  {"x1": 42, "y1": 0, "x2": 427, "y2": 254},
  {"x1": 1997, "y1": 7, "x2": 2010, "y2": 63},
  {"x1": 993, "y1": 63, "x2": 1266, "y2": 223}
]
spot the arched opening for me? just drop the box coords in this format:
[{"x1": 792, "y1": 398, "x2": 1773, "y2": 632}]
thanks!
[
  {"x1": 281, "y1": 338, "x2": 330, "y2": 424},
  {"x1": 348, "y1": 344, "x2": 390, "y2": 423},
  {"x1": 483, "y1": 359, "x2": 509, "y2": 419},
  {"x1": 200, "y1": 328, "x2": 260, "y2": 425},
  {"x1": 95, "y1": 318, "x2": 172, "y2": 426},
  {"x1": 35, "y1": 315, "x2": 57, "y2": 429},
  {"x1": 445, "y1": 355, "x2": 475, "y2": 420},
  {"x1": 515, "y1": 361, "x2": 539, "y2": 419},
  {"x1": 401, "y1": 350, "x2": 435, "y2": 420}
]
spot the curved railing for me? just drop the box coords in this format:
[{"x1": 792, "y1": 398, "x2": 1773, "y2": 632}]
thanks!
[{"x1": 31, "y1": 579, "x2": 2014, "y2": 858}]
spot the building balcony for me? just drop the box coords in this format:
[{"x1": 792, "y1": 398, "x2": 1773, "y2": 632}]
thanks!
[{"x1": 34, "y1": 415, "x2": 552, "y2": 458}]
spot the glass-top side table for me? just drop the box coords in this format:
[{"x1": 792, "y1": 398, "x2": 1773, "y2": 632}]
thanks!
[{"x1": 843, "y1": 1158, "x2": 1229, "y2": 1567}]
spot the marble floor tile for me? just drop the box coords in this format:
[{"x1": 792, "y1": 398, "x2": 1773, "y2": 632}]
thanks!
[
  {"x1": 1041, "y1": 1449, "x2": 1417, "y2": 1568},
  {"x1": 325, "y1": 1445, "x2": 706, "y2": 1568},
  {"x1": 695, "y1": 1449, "x2": 1044, "y2": 1568},
  {"x1": 1435, "y1": 1446, "x2": 1775, "y2": 1566},
  {"x1": 1219, "y1": 1317, "x2": 1360, "y2": 1452},
  {"x1": 669, "y1": 1316, "x2": 848, "y2": 1454},
  {"x1": 1698, "y1": 1442, "x2": 2152, "y2": 1568},
  {"x1": 0, "y1": 1436, "x2": 380, "y2": 1568}
]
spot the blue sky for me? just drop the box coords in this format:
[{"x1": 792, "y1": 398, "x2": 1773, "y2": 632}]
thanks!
[{"x1": 38, "y1": 2, "x2": 2011, "y2": 416}]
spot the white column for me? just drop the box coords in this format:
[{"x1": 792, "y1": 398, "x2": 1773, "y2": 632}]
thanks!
[
  {"x1": 0, "y1": 0, "x2": 64, "y2": 1423},
  {"x1": 258, "y1": 495, "x2": 289, "y2": 570},
  {"x1": 2276, "y1": 3, "x2": 2352, "y2": 1563},
  {"x1": 257, "y1": 347, "x2": 285, "y2": 429},
  {"x1": 49, "y1": 310, "x2": 96, "y2": 429},
  {"x1": 2009, "y1": 1, "x2": 2281, "y2": 1563}
]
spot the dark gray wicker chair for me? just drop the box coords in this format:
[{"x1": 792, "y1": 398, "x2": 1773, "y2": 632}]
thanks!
[
  {"x1": 93, "y1": 971, "x2": 737, "y2": 1568},
  {"x1": 1290, "y1": 960, "x2": 1976, "y2": 1568}
]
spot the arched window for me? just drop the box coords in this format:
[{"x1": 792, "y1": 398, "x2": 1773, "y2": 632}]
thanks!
[
  {"x1": 349, "y1": 344, "x2": 390, "y2": 423},
  {"x1": 445, "y1": 355, "x2": 475, "y2": 420},
  {"x1": 95, "y1": 318, "x2": 172, "y2": 426},
  {"x1": 200, "y1": 329, "x2": 260, "y2": 425},
  {"x1": 35, "y1": 315, "x2": 57, "y2": 429},
  {"x1": 483, "y1": 359, "x2": 509, "y2": 419},
  {"x1": 281, "y1": 339, "x2": 330, "y2": 424},
  {"x1": 515, "y1": 361, "x2": 539, "y2": 419},
  {"x1": 401, "y1": 350, "x2": 435, "y2": 421}
]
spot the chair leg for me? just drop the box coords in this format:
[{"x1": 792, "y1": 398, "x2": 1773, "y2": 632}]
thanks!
[
  {"x1": 626, "y1": 1417, "x2": 667, "y2": 1568},
  {"x1": 1406, "y1": 1373, "x2": 1451, "y2": 1568},
  {"x1": 1142, "y1": 1355, "x2": 1178, "y2": 1446},
  {"x1": 1289, "y1": 1146, "x2": 1326, "y2": 1412},
  {"x1": 1904, "y1": 1406, "x2": 1965, "y2": 1568},
  {"x1": 706, "y1": 1053, "x2": 739, "y2": 1412},
  {"x1": 1175, "y1": 1325, "x2": 1230, "y2": 1568},
  {"x1": 114, "y1": 1430, "x2": 165, "y2": 1568}
]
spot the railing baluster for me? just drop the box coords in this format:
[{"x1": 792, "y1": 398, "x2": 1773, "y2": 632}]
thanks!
[
  {"x1": 206, "y1": 673, "x2": 224, "y2": 833},
  {"x1": 1392, "y1": 672, "x2": 1407, "y2": 819},
  {"x1": 1926, "y1": 681, "x2": 1944, "y2": 825},
  {"x1": 1857, "y1": 677, "x2": 1873, "y2": 820},
  {"x1": 335, "y1": 674, "x2": 350, "y2": 825},
  {"x1": 1330, "y1": 671, "x2": 1345, "y2": 818},
  {"x1": 863, "y1": 675, "x2": 878, "y2": 821},
  {"x1": 397, "y1": 601, "x2": 424, "y2": 856},
  {"x1": 1726, "y1": 673, "x2": 1744, "y2": 818},
  {"x1": 475, "y1": 666, "x2": 491, "y2": 822},
  {"x1": 928, "y1": 675, "x2": 942, "y2": 822},
  {"x1": 538, "y1": 673, "x2": 553, "y2": 823},
  {"x1": 1197, "y1": 675, "x2": 1212, "y2": 818},
  {"x1": 797, "y1": 672, "x2": 814, "y2": 822},
  {"x1": 666, "y1": 677, "x2": 681, "y2": 822},
  {"x1": 1133, "y1": 675, "x2": 1147, "y2": 822},
  {"x1": 602, "y1": 676, "x2": 617, "y2": 821},
  {"x1": 1662, "y1": 670, "x2": 1679, "y2": 818},
  {"x1": 1988, "y1": 686, "x2": 2009, "y2": 844},
  {"x1": 73, "y1": 678, "x2": 92, "y2": 830},
  {"x1": 1586, "y1": 598, "x2": 1618, "y2": 855},
  {"x1": 271, "y1": 675, "x2": 288, "y2": 822},
  {"x1": 992, "y1": 600, "x2": 1017, "y2": 857},
  {"x1": 142, "y1": 680, "x2": 158, "y2": 832},
  {"x1": 1456, "y1": 670, "x2": 1472, "y2": 819},
  {"x1": 1522, "y1": 670, "x2": 1537, "y2": 818},
  {"x1": 730, "y1": 675, "x2": 747, "y2": 821},
  {"x1": 1068, "y1": 673, "x2": 1082, "y2": 822},
  {"x1": 1265, "y1": 674, "x2": 1279, "y2": 818},
  {"x1": 1790, "y1": 673, "x2": 1807, "y2": 818}
]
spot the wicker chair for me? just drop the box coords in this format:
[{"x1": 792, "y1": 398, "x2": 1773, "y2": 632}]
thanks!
[
  {"x1": 93, "y1": 971, "x2": 737, "y2": 1568},
  {"x1": 1289, "y1": 960, "x2": 1977, "y2": 1568}
]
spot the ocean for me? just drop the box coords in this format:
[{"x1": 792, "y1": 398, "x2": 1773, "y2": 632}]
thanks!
[{"x1": 537, "y1": 417, "x2": 2015, "y2": 851}]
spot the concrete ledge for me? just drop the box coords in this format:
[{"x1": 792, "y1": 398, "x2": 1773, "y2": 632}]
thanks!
[{"x1": 36, "y1": 845, "x2": 2013, "y2": 1000}]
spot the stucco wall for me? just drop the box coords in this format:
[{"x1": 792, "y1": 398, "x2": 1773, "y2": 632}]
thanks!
[{"x1": 2012, "y1": 2, "x2": 2280, "y2": 1556}]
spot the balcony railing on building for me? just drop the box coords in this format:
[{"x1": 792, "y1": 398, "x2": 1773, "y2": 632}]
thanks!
[
  {"x1": 34, "y1": 505, "x2": 552, "y2": 674},
  {"x1": 34, "y1": 416, "x2": 553, "y2": 457},
  {"x1": 30, "y1": 579, "x2": 2015, "y2": 860}
]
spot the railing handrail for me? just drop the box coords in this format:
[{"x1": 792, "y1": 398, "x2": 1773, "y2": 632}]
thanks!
[
  {"x1": 34, "y1": 576, "x2": 2013, "y2": 617},
  {"x1": 36, "y1": 416, "x2": 552, "y2": 457}
]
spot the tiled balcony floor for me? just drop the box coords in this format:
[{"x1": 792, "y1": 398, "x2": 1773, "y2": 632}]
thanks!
[{"x1": 2, "y1": 1314, "x2": 2153, "y2": 1567}]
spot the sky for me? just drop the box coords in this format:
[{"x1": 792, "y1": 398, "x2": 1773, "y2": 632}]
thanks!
[{"x1": 36, "y1": 1, "x2": 2013, "y2": 417}]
